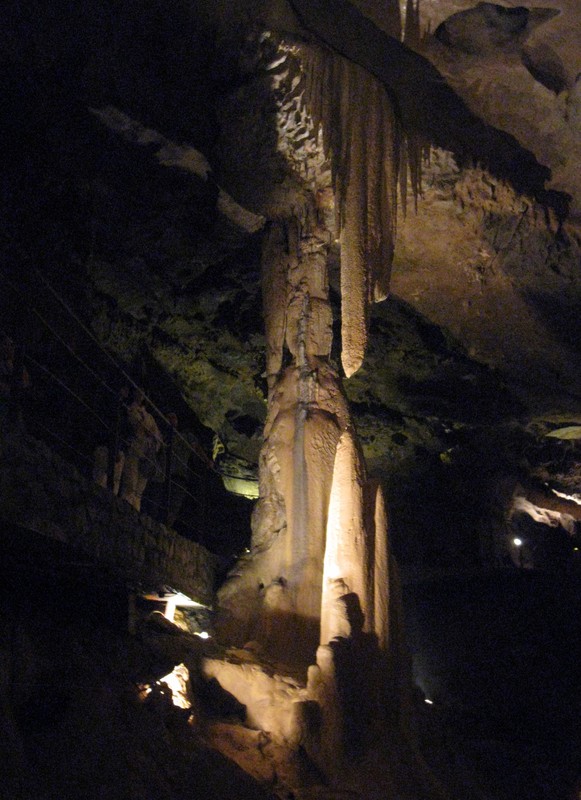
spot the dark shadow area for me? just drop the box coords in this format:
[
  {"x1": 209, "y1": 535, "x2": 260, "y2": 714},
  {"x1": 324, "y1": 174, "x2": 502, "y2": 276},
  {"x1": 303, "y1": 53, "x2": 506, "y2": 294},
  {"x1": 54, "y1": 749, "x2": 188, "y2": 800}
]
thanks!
[
  {"x1": 521, "y1": 288, "x2": 581, "y2": 353},
  {"x1": 522, "y1": 45, "x2": 567, "y2": 95},
  {"x1": 404, "y1": 570, "x2": 581, "y2": 800},
  {"x1": 329, "y1": 592, "x2": 383, "y2": 754},
  {"x1": 0, "y1": 0, "x2": 257, "y2": 567},
  {"x1": 386, "y1": 450, "x2": 489, "y2": 571},
  {"x1": 434, "y1": 4, "x2": 531, "y2": 52},
  {"x1": 0, "y1": 0, "x2": 218, "y2": 147},
  {"x1": 365, "y1": 294, "x2": 527, "y2": 424},
  {"x1": 397, "y1": 367, "x2": 521, "y2": 423},
  {"x1": 0, "y1": 521, "x2": 276, "y2": 800},
  {"x1": 197, "y1": 677, "x2": 246, "y2": 720}
]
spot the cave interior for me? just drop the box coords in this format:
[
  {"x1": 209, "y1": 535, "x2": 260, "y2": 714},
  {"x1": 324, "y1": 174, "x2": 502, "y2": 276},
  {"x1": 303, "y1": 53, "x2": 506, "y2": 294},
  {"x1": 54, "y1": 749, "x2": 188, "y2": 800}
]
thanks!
[{"x1": 1, "y1": 1, "x2": 581, "y2": 799}]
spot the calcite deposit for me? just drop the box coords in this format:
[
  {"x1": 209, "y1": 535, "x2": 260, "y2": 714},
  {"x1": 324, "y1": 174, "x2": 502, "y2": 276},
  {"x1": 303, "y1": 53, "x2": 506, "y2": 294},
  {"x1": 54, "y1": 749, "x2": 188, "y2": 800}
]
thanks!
[
  {"x1": 217, "y1": 37, "x2": 403, "y2": 665},
  {"x1": 3, "y1": 0, "x2": 581, "y2": 797},
  {"x1": 215, "y1": 26, "x2": 413, "y2": 777},
  {"x1": 301, "y1": 46, "x2": 399, "y2": 375}
]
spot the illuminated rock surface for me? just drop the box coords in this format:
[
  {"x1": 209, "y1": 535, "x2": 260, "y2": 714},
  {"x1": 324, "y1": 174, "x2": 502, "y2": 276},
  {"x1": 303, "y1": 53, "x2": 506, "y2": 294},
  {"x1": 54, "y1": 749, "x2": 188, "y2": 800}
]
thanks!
[{"x1": 2, "y1": 0, "x2": 581, "y2": 798}]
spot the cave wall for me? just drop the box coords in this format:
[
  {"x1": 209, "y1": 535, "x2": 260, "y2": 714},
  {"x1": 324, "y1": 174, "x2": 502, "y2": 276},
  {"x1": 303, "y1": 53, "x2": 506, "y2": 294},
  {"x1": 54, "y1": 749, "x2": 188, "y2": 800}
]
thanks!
[
  {"x1": 2, "y1": 0, "x2": 581, "y2": 578},
  {"x1": 0, "y1": 428, "x2": 217, "y2": 604}
]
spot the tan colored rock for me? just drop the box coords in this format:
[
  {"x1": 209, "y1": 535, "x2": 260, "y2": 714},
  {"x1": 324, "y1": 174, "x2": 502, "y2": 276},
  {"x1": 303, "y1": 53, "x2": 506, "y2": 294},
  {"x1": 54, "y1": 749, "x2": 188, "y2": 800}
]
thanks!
[
  {"x1": 218, "y1": 360, "x2": 349, "y2": 663},
  {"x1": 301, "y1": 46, "x2": 398, "y2": 376},
  {"x1": 203, "y1": 653, "x2": 308, "y2": 745}
]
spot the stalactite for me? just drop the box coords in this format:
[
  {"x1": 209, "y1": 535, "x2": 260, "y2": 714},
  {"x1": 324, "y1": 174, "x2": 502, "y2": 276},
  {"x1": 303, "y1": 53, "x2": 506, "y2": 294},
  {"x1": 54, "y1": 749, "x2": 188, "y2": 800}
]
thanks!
[
  {"x1": 401, "y1": 0, "x2": 426, "y2": 215},
  {"x1": 408, "y1": 131, "x2": 424, "y2": 212},
  {"x1": 399, "y1": 136, "x2": 409, "y2": 219},
  {"x1": 301, "y1": 46, "x2": 399, "y2": 376},
  {"x1": 340, "y1": 89, "x2": 369, "y2": 379},
  {"x1": 367, "y1": 77, "x2": 398, "y2": 303},
  {"x1": 399, "y1": 128, "x2": 425, "y2": 215}
]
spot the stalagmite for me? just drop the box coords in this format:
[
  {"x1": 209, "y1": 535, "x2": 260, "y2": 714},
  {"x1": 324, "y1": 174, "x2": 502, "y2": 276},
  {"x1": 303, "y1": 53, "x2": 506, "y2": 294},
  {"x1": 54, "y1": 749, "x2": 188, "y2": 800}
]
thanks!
[
  {"x1": 218, "y1": 220, "x2": 351, "y2": 663},
  {"x1": 320, "y1": 430, "x2": 371, "y2": 646},
  {"x1": 372, "y1": 480, "x2": 389, "y2": 653},
  {"x1": 313, "y1": 434, "x2": 403, "y2": 768},
  {"x1": 214, "y1": 32, "x2": 414, "y2": 780}
]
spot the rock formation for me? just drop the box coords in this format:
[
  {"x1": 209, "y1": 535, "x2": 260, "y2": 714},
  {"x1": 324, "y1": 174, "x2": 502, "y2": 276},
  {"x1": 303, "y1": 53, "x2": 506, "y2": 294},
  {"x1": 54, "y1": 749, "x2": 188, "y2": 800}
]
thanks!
[
  {"x1": 217, "y1": 31, "x2": 402, "y2": 659},
  {"x1": 215, "y1": 28, "x2": 417, "y2": 780},
  {"x1": 3, "y1": 0, "x2": 581, "y2": 796},
  {"x1": 301, "y1": 45, "x2": 399, "y2": 375}
]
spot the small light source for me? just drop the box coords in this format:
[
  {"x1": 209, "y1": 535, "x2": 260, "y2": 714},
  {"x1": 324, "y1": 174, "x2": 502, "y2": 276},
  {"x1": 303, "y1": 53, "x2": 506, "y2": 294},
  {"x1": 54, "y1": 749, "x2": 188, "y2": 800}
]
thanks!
[
  {"x1": 164, "y1": 597, "x2": 177, "y2": 622},
  {"x1": 513, "y1": 538, "x2": 523, "y2": 547},
  {"x1": 424, "y1": 698, "x2": 433, "y2": 705},
  {"x1": 195, "y1": 631, "x2": 210, "y2": 640}
]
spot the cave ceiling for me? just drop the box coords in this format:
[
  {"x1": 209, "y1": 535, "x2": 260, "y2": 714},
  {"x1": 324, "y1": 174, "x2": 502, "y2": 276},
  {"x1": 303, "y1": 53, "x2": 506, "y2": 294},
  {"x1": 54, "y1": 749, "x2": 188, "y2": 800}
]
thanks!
[{"x1": 3, "y1": 0, "x2": 581, "y2": 563}]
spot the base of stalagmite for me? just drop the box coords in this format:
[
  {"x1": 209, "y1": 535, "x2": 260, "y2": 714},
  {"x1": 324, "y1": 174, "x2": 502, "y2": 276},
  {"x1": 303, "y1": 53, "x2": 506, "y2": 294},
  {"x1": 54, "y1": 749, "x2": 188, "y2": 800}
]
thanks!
[
  {"x1": 210, "y1": 360, "x2": 443, "y2": 794},
  {"x1": 201, "y1": 622, "x2": 450, "y2": 800}
]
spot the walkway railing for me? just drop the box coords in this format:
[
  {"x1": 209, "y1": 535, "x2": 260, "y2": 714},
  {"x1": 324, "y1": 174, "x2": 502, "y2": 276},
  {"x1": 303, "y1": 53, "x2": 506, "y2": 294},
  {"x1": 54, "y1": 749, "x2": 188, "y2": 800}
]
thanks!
[{"x1": 0, "y1": 268, "x2": 220, "y2": 542}]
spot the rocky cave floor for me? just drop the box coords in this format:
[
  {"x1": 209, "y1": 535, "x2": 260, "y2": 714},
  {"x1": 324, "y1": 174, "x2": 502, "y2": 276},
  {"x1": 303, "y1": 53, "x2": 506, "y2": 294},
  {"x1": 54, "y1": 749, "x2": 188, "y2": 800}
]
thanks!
[{"x1": 1, "y1": 524, "x2": 580, "y2": 800}]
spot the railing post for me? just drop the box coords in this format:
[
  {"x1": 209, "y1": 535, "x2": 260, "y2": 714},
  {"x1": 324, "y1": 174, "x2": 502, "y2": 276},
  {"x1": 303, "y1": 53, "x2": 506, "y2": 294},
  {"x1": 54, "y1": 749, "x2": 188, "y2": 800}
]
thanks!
[
  {"x1": 107, "y1": 392, "x2": 122, "y2": 492},
  {"x1": 162, "y1": 423, "x2": 174, "y2": 524},
  {"x1": 8, "y1": 343, "x2": 24, "y2": 423},
  {"x1": 201, "y1": 468, "x2": 208, "y2": 536}
]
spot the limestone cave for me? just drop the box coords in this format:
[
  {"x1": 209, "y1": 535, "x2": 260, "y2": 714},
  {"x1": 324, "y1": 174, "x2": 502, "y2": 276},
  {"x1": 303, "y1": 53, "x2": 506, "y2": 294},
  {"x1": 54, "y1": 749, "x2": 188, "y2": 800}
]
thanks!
[{"x1": 1, "y1": 1, "x2": 581, "y2": 799}]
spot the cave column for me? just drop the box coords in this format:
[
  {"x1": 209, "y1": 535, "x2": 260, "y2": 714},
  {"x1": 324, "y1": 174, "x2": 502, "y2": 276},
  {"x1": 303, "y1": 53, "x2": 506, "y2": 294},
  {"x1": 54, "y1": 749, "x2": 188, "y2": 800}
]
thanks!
[{"x1": 218, "y1": 216, "x2": 352, "y2": 663}]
